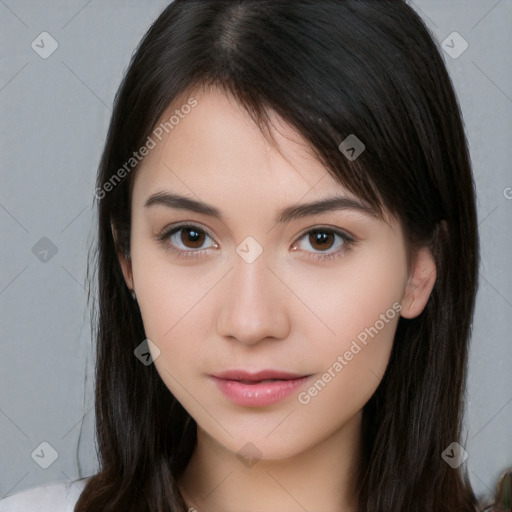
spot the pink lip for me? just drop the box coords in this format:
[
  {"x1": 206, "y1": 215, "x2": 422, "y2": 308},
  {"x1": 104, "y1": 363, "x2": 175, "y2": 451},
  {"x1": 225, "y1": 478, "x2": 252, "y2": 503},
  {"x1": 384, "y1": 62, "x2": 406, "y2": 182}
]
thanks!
[{"x1": 210, "y1": 369, "x2": 312, "y2": 407}]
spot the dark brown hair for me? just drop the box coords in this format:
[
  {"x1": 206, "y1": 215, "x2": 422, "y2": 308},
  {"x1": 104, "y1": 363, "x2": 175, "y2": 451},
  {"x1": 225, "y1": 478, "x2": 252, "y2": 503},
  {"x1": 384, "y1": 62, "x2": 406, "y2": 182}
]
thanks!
[{"x1": 76, "y1": 1, "x2": 481, "y2": 510}]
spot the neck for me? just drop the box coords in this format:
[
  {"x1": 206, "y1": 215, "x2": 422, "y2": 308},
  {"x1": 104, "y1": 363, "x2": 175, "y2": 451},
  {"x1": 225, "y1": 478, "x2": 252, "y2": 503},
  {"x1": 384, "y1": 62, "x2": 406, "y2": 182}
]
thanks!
[{"x1": 178, "y1": 412, "x2": 362, "y2": 512}]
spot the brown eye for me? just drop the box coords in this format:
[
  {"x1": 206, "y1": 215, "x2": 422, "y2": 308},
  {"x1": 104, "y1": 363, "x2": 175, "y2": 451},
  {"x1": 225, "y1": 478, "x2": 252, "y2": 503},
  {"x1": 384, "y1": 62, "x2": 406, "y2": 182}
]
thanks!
[
  {"x1": 158, "y1": 223, "x2": 218, "y2": 259},
  {"x1": 178, "y1": 227, "x2": 206, "y2": 249},
  {"x1": 308, "y1": 230, "x2": 336, "y2": 251},
  {"x1": 293, "y1": 227, "x2": 355, "y2": 262}
]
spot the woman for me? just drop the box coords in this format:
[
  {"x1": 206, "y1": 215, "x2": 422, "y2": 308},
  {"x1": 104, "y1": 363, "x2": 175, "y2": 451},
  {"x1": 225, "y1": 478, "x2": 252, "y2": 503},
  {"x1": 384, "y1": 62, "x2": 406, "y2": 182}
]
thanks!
[{"x1": 0, "y1": 1, "x2": 503, "y2": 511}]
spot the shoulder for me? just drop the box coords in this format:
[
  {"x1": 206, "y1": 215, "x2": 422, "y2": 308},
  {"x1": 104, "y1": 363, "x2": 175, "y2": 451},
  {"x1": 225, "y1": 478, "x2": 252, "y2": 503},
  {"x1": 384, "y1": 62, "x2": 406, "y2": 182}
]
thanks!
[{"x1": 0, "y1": 477, "x2": 90, "y2": 512}]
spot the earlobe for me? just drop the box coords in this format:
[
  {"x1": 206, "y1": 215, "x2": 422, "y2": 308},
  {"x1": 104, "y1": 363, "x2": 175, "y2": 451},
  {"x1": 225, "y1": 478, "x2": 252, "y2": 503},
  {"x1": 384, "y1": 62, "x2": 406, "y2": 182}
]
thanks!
[
  {"x1": 400, "y1": 247, "x2": 437, "y2": 319},
  {"x1": 111, "y1": 222, "x2": 134, "y2": 291}
]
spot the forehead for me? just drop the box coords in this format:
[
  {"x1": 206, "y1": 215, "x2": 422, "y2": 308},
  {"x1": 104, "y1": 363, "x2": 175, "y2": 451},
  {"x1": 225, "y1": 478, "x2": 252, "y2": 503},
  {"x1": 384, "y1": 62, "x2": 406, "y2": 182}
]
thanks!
[{"x1": 132, "y1": 86, "x2": 360, "y2": 206}]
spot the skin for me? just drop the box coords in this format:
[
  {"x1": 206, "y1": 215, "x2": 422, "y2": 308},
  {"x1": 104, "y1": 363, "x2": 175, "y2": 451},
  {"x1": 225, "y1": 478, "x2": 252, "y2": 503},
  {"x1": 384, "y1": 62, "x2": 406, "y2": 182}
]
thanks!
[{"x1": 115, "y1": 85, "x2": 437, "y2": 512}]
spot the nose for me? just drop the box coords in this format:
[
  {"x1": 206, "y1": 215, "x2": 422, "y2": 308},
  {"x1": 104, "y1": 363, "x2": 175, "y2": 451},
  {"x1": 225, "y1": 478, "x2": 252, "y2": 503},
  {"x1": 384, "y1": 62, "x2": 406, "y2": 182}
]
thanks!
[{"x1": 216, "y1": 250, "x2": 290, "y2": 346}]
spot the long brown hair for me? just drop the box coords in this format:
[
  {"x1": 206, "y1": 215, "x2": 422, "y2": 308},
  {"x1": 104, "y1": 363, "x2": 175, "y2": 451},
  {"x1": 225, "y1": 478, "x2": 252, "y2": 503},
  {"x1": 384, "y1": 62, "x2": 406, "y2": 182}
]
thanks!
[{"x1": 76, "y1": 1, "x2": 481, "y2": 510}]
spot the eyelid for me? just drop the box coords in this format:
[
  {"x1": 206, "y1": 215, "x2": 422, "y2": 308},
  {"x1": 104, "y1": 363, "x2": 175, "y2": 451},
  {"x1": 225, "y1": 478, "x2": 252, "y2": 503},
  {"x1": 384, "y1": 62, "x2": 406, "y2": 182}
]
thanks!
[
  {"x1": 291, "y1": 225, "x2": 356, "y2": 262},
  {"x1": 294, "y1": 224, "x2": 356, "y2": 243},
  {"x1": 156, "y1": 222, "x2": 218, "y2": 259}
]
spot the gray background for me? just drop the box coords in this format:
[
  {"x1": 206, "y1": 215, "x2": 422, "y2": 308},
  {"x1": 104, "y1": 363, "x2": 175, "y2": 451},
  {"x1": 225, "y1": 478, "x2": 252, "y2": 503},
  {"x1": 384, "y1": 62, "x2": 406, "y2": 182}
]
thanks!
[{"x1": 1, "y1": 0, "x2": 511, "y2": 505}]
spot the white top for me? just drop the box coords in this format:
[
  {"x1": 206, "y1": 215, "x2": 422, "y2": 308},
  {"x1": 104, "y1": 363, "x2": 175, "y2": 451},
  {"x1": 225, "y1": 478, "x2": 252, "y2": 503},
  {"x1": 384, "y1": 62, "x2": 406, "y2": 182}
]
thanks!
[{"x1": 0, "y1": 478, "x2": 90, "y2": 512}]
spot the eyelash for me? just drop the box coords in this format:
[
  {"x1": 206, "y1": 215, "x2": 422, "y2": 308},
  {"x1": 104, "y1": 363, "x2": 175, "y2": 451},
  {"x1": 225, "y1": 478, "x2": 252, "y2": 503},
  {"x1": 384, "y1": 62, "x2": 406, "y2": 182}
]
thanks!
[{"x1": 156, "y1": 222, "x2": 356, "y2": 262}]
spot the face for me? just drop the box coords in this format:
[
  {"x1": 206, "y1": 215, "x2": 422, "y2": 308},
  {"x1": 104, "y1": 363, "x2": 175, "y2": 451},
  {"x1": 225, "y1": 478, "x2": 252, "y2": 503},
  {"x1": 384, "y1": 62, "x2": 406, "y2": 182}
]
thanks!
[{"x1": 116, "y1": 86, "x2": 435, "y2": 461}]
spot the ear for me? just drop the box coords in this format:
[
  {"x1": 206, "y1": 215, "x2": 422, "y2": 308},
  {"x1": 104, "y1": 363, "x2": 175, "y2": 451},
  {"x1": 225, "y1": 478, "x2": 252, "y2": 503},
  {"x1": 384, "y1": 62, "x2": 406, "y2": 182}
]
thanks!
[
  {"x1": 400, "y1": 246, "x2": 437, "y2": 319},
  {"x1": 111, "y1": 222, "x2": 134, "y2": 291}
]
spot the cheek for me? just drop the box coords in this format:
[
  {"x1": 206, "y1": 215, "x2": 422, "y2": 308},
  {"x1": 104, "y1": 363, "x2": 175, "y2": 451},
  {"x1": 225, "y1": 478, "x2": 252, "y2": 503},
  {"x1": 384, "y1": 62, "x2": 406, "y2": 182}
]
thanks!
[
  {"x1": 132, "y1": 252, "x2": 221, "y2": 377},
  {"x1": 291, "y1": 245, "x2": 405, "y2": 404},
  {"x1": 135, "y1": 272, "x2": 211, "y2": 408},
  {"x1": 292, "y1": 241, "x2": 406, "y2": 347}
]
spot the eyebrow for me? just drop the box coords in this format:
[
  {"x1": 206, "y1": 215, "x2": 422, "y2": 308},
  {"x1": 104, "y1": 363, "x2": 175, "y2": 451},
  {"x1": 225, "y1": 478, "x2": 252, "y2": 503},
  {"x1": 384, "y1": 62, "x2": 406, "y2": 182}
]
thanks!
[{"x1": 144, "y1": 191, "x2": 378, "y2": 223}]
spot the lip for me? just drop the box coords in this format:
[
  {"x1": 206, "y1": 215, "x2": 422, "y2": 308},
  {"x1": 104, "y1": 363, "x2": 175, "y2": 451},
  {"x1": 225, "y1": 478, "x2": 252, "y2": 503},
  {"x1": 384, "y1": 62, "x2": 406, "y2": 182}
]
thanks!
[{"x1": 210, "y1": 369, "x2": 312, "y2": 407}]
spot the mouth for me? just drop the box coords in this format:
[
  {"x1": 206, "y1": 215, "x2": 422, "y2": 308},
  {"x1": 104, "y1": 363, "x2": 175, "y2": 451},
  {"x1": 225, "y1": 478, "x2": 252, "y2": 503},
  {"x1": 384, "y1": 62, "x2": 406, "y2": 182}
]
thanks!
[{"x1": 210, "y1": 369, "x2": 313, "y2": 407}]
